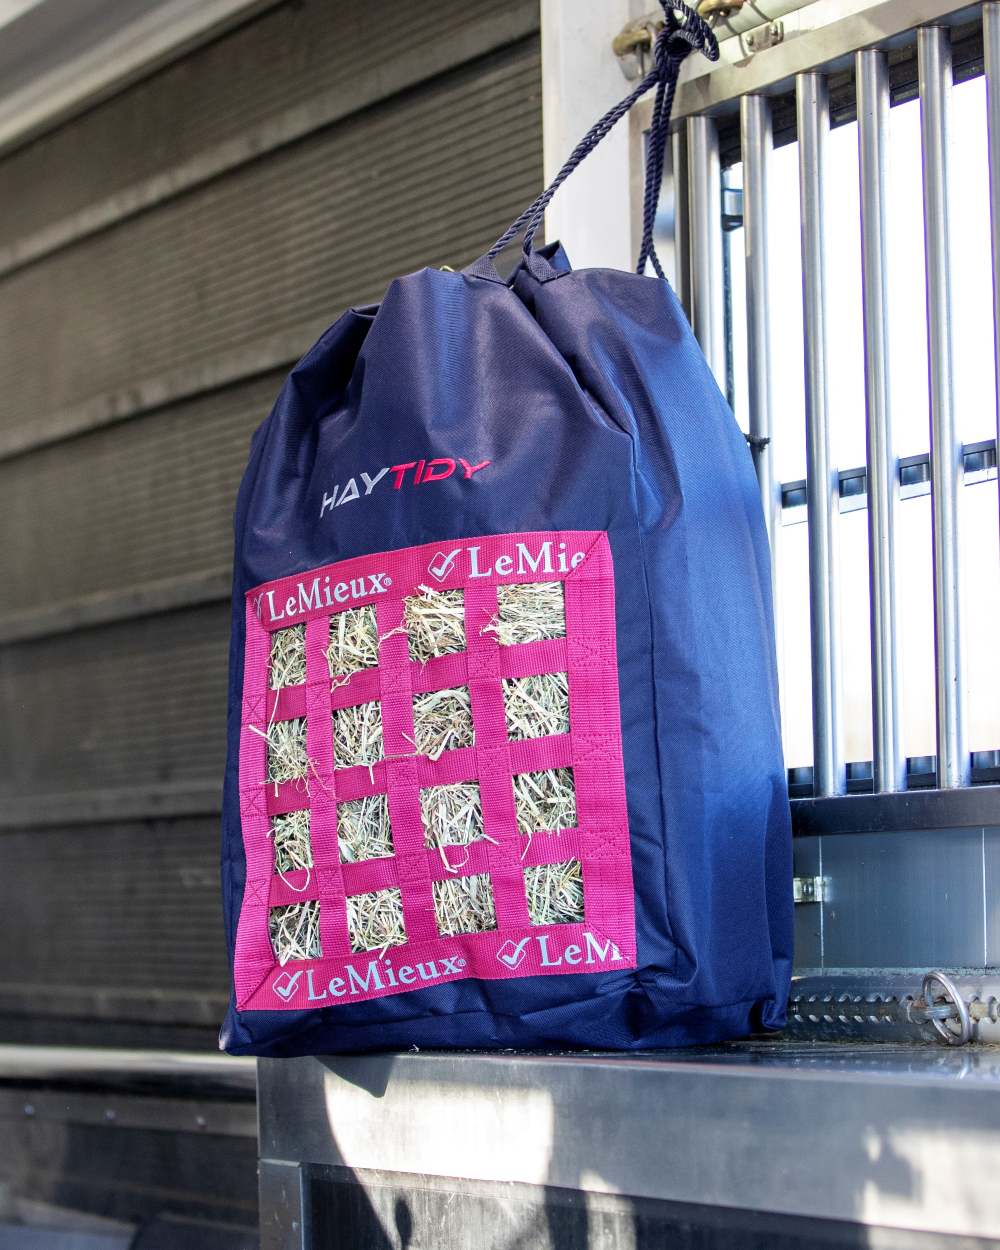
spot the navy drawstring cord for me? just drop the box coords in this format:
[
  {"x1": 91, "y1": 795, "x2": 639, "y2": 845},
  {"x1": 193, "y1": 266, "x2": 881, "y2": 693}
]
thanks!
[{"x1": 487, "y1": 1, "x2": 719, "y2": 276}]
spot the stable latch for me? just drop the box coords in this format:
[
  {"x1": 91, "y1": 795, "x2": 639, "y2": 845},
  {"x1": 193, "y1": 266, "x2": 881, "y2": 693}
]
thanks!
[{"x1": 793, "y1": 875, "x2": 828, "y2": 904}]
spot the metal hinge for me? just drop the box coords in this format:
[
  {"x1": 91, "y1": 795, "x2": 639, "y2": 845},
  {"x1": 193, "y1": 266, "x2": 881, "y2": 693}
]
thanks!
[{"x1": 793, "y1": 875, "x2": 828, "y2": 904}]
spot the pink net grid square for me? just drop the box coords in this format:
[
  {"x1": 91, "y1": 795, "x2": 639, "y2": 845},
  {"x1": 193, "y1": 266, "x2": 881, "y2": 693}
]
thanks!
[{"x1": 233, "y1": 531, "x2": 635, "y2": 1011}]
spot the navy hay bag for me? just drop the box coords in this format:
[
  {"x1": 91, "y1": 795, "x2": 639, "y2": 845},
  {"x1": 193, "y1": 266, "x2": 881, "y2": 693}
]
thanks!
[{"x1": 220, "y1": 4, "x2": 791, "y2": 1056}]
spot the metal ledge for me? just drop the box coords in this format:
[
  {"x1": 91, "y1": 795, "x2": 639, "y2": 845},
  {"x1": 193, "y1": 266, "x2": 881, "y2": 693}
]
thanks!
[{"x1": 258, "y1": 1043, "x2": 1000, "y2": 1240}]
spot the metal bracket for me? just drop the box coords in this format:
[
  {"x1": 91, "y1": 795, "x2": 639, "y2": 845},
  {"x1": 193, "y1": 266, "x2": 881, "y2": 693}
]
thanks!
[
  {"x1": 793, "y1": 875, "x2": 828, "y2": 903},
  {"x1": 612, "y1": 12, "x2": 663, "y2": 81},
  {"x1": 744, "y1": 20, "x2": 784, "y2": 53}
]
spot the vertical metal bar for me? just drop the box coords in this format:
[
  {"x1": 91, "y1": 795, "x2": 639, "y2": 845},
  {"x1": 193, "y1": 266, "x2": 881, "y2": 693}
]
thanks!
[
  {"x1": 985, "y1": 3, "x2": 1000, "y2": 542},
  {"x1": 797, "y1": 72, "x2": 845, "y2": 798},
  {"x1": 856, "y1": 50, "x2": 905, "y2": 794},
  {"x1": 740, "y1": 94, "x2": 780, "y2": 567},
  {"x1": 919, "y1": 26, "x2": 969, "y2": 789},
  {"x1": 672, "y1": 126, "x2": 691, "y2": 315},
  {"x1": 686, "y1": 114, "x2": 726, "y2": 385}
]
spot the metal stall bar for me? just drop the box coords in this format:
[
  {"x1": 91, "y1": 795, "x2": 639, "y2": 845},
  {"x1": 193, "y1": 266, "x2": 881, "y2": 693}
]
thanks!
[
  {"x1": 686, "y1": 114, "x2": 726, "y2": 386},
  {"x1": 856, "y1": 49, "x2": 905, "y2": 794},
  {"x1": 672, "y1": 126, "x2": 691, "y2": 317},
  {"x1": 740, "y1": 93, "x2": 779, "y2": 568},
  {"x1": 986, "y1": 2, "x2": 1000, "y2": 541},
  {"x1": 796, "y1": 72, "x2": 845, "y2": 797},
  {"x1": 919, "y1": 26, "x2": 969, "y2": 789}
]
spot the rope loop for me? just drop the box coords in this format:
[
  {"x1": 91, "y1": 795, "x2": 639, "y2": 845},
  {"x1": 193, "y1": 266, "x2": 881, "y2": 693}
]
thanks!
[{"x1": 486, "y1": 0, "x2": 718, "y2": 275}]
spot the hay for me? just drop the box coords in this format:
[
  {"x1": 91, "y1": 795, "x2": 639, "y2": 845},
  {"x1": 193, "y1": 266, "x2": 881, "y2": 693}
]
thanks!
[
  {"x1": 347, "y1": 887, "x2": 406, "y2": 954},
  {"x1": 328, "y1": 605, "x2": 380, "y2": 680},
  {"x1": 405, "y1": 585, "x2": 466, "y2": 663},
  {"x1": 270, "y1": 624, "x2": 306, "y2": 689},
  {"x1": 412, "y1": 685, "x2": 475, "y2": 758},
  {"x1": 513, "y1": 767, "x2": 577, "y2": 833},
  {"x1": 524, "y1": 859, "x2": 584, "y2": 925},
  {"x1": 269, "y1": 901, "x2": 321, "y2": 964},
  {"x1": 337, "y1": 794, "x2": 393, "y2": 862},
  {"x1": 503, "y1": 672, "x2": 570, "y2": 740},
  {"x1": 486, "y1": 582, "x2": 565, "y2": 646},
  {"x1": 272, "y1": 809, "x2": 313, "y2": 874},
  {"x1": 420, "y1": 782, "x2": 485, "y2": 866},
  {"x1": 332, "y1": 700, "x2": 384, "y2": 770},
  {"x1": 265, "y1": 717, "x2": 309, "y2": 783},
  {"x1": 433, "y1": 873, "x2": 497, "y2": 935}
]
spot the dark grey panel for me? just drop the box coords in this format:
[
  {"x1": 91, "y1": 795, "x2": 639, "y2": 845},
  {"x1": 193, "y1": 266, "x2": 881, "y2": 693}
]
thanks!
[
  {"x1": 0, "y1": 373, "x2": 280, "y2": 613},
  {"x1": 792, "y1": 835, "x2": 822, "y2": 969},
  {"x1": 985, "y1": 826, "x2": 1000, "y2": 967},
  {"x1": 302, "y1": 1164, "x2": 1000, "y2": 1250},
  {"x1": 0, "y1": 39, "x2": 542, "y2": 437},
  {"x1": 0, "y1": 817, "x2": 229, "y2": 997},
  {"x1": 0, "y1": 604, "x2": 228, "y2": 799},
  {"x1": 0, "y1": 0, "x2": 537, "y2": 252},
  {"x1": 820, "y1": 827, "x2": 987, "y2": 969},
  {"x1": 0, "y1": 1113, "x2": 257, "y2": 1231}
]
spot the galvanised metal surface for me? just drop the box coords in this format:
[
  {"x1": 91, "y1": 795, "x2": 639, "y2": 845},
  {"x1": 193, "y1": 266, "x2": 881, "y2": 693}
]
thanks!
[
  {"x1": 258, "y1": 1043, "x2": 1000, "y2": 1244},
  {"x1": 793, "y1": 823, "x2": 1000, "y2": 970},
  {"x1": 670, "y1": 0, "x2": 983, "y2": 119}
]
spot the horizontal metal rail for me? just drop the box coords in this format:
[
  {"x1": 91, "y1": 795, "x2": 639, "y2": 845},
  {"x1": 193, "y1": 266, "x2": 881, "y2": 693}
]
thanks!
[
  {"x1": 778, "y1": 440, "x2": 997, "y2": 510},
  {"x1": 0, "y1": 1045, "x2": 256, "y2": 1093},
  {"x1": 670, "y1": 0, "x2": 979, "y2": 119}
]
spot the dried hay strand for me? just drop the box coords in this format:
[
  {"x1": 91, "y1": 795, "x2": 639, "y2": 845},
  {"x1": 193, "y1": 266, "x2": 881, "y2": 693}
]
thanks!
[
  {"x1": 347, "y1": 887, "x2": 406, "y2": 954},
  {"x1": 405, "y1": 586, "x2": 466, "y2": 663},
  {"x1": 270, "y1": 624, "x2": 307, "y2": 689},
  {"x1": 337, "y1": 794, "x2": 393, "y2": 862},
  {"x1": 332, "y1": 700, "x2": 384, "y2": 770},
  {"x1": 420, "y1": 782, "x2": 485, "y2": 864},
  {"x1": 327, "y1": 605, "x2": 379, "y2": 680},
  {"x1": 432, "y1": 873, "x2": 497, "y2": 936},
  {"x1": 272, "y1": 809, "x2": 313, "y2": 874},
  {"x1": 503, "y1": 671, "x2": 570, "y2": 740},
  {"x1": 412, "y1": 685, "x2": 475, "y2": 758},
  {"x1": 513, "y1": 767, "x2": 577, "y2": 834},
  {"x1": 269, "y1": 901, "x2": 321, "y2": 964},
  {"x1": 486, "y1": 582, "x2": 565, "y2": 647},
  {"x1": 266, "y1": 717, "x2": 309, "y2": 783},
  {"x1": 525, "y1": 859, "x2": 584, "y2": 925}
]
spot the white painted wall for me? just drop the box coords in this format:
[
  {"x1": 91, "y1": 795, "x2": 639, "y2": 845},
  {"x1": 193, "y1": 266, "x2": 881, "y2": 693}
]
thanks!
[{"x1": 540, "y1": 0, "x2": 650, "y2": 271}]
